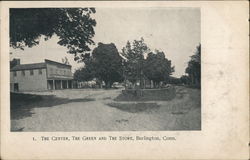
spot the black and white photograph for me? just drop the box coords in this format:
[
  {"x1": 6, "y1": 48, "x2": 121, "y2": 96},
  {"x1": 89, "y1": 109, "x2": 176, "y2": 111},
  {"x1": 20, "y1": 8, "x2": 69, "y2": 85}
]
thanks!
[
  {"x1": 9, "y1": 7, "x2": 201, "y2": 132},
  {"x1": 1, "y1": 1, "x2": 249, "y2": 160}
]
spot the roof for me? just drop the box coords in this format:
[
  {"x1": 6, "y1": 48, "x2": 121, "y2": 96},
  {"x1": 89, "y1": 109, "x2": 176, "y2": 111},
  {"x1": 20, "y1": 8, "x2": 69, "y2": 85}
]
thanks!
[
  {"x1": 45, "y1": 59, "x2": 71, "y2": 68},
  {"x1": 10, "y1": 59, "x2": 72, "y2": 71},
  {"x1": 47, "y1": 76, "x2": 73, "y2": 80},
  {"x1": 11, "y1": 63, "x2": 46, "y2": 71}
]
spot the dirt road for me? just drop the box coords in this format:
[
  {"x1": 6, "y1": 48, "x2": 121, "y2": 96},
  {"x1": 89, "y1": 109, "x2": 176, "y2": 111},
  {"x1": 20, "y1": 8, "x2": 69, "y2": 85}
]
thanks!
[{"x1": 11, "y1": 86, "x2": 201, "y2": 131}]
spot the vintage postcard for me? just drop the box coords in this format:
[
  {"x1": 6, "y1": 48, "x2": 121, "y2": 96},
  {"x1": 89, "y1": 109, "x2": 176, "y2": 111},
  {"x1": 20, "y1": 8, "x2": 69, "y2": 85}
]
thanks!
[{"x1": 0, "y1": 1, "x2": 249, "y2": 159}]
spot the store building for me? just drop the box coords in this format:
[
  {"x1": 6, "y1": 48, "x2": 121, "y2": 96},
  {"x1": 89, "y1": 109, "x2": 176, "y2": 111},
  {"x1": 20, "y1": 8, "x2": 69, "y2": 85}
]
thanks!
[{"x1": 10, "y1": 59, "x2": 73, "y2": 92}]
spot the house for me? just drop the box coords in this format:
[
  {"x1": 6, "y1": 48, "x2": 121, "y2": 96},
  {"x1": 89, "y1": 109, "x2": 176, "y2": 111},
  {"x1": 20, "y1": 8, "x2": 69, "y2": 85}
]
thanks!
[{"x1": 10, "y1": 59, "x2": 73, "y2": 92}]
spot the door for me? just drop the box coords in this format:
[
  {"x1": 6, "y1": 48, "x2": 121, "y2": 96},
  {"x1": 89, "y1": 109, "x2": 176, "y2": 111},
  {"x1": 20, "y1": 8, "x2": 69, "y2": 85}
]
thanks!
[
  {"x1": 14, "y1": 83, "x2": 19, "y2": 92},
  {"x1": 47, "y1": 80, "x2": 53, "y2": 90}
]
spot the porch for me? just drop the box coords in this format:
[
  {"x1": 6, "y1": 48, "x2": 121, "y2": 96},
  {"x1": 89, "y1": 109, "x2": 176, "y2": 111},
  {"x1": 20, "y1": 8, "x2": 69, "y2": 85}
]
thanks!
[{"x1": 47, "y1": 80, "x2": 73, "y2": 90}]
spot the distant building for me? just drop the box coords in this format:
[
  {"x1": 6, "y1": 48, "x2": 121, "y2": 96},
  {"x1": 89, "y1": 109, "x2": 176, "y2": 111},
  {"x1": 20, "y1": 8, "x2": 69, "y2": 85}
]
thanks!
[{"x1": 10, "y1": 59, "x2": 73, "y2": 92}]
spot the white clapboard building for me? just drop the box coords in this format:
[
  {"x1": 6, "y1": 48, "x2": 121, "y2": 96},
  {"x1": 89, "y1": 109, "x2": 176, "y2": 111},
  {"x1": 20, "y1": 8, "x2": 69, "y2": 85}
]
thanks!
[{"x1": 10, "y1": 59, "x2": 73, "y2": 92}]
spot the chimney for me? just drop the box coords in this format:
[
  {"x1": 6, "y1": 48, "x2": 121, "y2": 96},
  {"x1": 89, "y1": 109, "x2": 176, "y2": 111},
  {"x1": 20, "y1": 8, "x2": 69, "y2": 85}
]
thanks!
[{"x1": 10, "y1": 58, "x2": 20, "y2": 69}]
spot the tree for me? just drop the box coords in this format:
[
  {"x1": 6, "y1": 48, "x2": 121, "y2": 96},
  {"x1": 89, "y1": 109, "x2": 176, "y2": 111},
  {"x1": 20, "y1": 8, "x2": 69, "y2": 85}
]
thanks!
[
  {"x1": 73, "y1": 67, "x2": 95, "y2": 82},
  {"x1": 168, "y1": 76, "x2": 181, "y2": 85},
  {"x1": 121, "y1": 37, "x2": 149, "y2": 87},
  {"x1": 61, "y1": 57, "x2": 69, "y2": 65},
  {"x1": 10, "y1": 8, "x2": 96, "y2": 60},
  {"x1": 91, "y1": 43, "x2": 124, "y2": 88},
  {"x1": 143, "y1": 50, "x2": 174, "y2": 88},
  {"x1": 121, "y1": 41, "x2": 137, "y2": 84},
  {"x1": 73, "y1": 52, "x2": 96, "y2": 85},
  {"x1": 185, "y1": 44, "x2": 201, "y2": 86},
  {"x1": 180, "y1": 75, "x2": 190, "y2": 85}
]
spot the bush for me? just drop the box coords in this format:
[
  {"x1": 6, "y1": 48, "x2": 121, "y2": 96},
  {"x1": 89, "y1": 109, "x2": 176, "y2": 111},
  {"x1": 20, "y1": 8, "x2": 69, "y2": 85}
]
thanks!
[{"x1": 115, "y1": 87, "x2": 176, "y2": 101}]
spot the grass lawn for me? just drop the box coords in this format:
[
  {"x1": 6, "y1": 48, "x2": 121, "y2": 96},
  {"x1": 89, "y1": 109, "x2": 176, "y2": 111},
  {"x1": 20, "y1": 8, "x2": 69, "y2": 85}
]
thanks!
[{"x1": 114, "y1": 87, "x2": 176, "y2": 101}]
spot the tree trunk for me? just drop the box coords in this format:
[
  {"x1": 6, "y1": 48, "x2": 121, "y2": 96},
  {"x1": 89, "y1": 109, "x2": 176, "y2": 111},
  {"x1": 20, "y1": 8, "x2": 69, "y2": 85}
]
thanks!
[
  {"x1": 124, "y1": 76, "x2": 127, "y2": 90},
  {"x1": 153, "y1": 81, "x2": 156, "y2": 88},
  {"x1": 104, "y1": 81, "x2": 108, "y2": 89},
  {"x1": 156, "y1": 82, "x2": 160, "y2": 88},
  {"x1": 104, "y1": 81, "x2": 113, "y2": 89},
  {"x1": 191, "y1": 74, "x2": 194, "y2": 85},
  {"x1": 99, "y1": 79, "x2": 103, "y2": 88}
]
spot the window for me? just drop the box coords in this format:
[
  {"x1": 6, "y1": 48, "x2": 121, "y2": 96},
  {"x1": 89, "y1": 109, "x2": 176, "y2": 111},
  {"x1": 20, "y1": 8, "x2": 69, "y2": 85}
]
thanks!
[
  {"x1": 39, "y1": 69, "x2": 42, "y2": 75},
  {"x1": 30, "y1": 70, "x2": 34, "y2": 75},
  {"x1": 13, "y1": 71, "x2": 17, "y2": 77},
  {"x1": 21, "y1": 70, "x2": 25, "y2": 76}
]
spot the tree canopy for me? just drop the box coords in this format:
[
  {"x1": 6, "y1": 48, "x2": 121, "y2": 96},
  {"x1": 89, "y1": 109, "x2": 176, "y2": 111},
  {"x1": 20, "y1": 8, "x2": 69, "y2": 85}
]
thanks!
[
  {"x1": 121, "y1": 38, "x2": 149, "y2": 84},
  {"x1": 73, "y1": 67, "x2": 95, "y2": 82},
  {"x1": 185, "y1": 44, "x2": 201, "y2": 86},
  {"x1": 144, "y1": 50, "x2": 174, "y2": 87},
  {"x1": 121, "y1": 38, "x2": 176, "y2": 88},
  {"x1": 75, "y1": 43, "x2": 124, "y2": 88},
  {"x1": 61, "y1": 57, "x2": 69, "y2": 65},
  {"x1": 91, "y1": 43, "x2": 124, "y2": 88},
  {"x1": 180, "y1": 75, "x2": 190, "y2": 85},
  {"x1": 10, "y1": 8, "x2": 96, "y2": 60}
]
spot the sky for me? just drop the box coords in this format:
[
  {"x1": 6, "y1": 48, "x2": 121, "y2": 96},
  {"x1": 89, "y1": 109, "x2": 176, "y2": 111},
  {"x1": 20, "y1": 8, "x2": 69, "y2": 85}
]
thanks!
[{"x1": 10, "y1": 8, "x2": 200, "y2": 77}]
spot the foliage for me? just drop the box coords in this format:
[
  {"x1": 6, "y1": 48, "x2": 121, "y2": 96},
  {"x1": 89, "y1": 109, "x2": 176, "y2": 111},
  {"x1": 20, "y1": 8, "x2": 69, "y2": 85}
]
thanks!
[
  {"x1": 168, "y1": 76, "x2": 182, "y2": 85},
  {"x1": 121, "y1": 37, "x2": 149, "y2": 84},
  {"x1": 74, "y1": 51, "x2": 96, "y2": 82},
  {"x1": 61, "y1": 57, "x2": 69, "y2": 65},
  {"x1": 143, "y1": 50, "x2": 174, "y2": 86},
  {"x1": 10, "y1": 8, "x2": 96, "y2": 60},
  {"x1": 73, "y1": 67, "x2": 94, "y2": 82},
  {"x1": 185, "y1": 44, "x2": 201, "y2": 86},
  {"x1": 180, "y1": 75, "x2": 190, "y2": 85},
  {"x1": 89, "y1": 43, "x2": 124, "y2": 88}
]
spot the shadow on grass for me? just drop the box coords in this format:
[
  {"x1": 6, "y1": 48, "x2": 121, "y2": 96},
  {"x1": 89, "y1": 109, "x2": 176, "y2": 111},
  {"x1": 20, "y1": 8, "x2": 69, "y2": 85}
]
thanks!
[
  {"x1": 107, "y1": 102, "x2": 160, "y2": 113},
  {"x1": 11, "y1": 92, "x2": 95, "y2": 120},
  {"x1": 114, "y1": 88, "x2": 176, "y2": 101}
]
